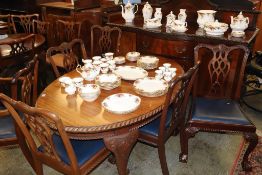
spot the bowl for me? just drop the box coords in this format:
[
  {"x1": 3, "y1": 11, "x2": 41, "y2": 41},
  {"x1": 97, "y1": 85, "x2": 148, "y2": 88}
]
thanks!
[
  {"x1": 79, "y1": 84, "x2": 101, "y2": 102},
  {"x1": 204, "y1": 20, "x2": 228, "y2": 36},
  {"x1": 126, "y1": 51, "x2": 140, "y2": 62},
  {"x1": 95, "y1": 73, "x2": 121, "y2": 90}
]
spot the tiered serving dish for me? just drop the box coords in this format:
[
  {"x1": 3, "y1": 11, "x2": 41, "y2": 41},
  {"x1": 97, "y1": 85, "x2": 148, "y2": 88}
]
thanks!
[
  {"x1": 95, "y1": 73, "x2": 121, "y2": 90},
  {"x1": 133, "y1": 77, "x2": 169, "y2": 97},
  {"x1": 137, "y1": 56, "x2": 159, "y2": 70},
  {"x1": 102, "y1": 93, "x2": 141, "y2": 114},
  {"x1": 113, "y1": 66, "x2": 148, "y2": 81}
]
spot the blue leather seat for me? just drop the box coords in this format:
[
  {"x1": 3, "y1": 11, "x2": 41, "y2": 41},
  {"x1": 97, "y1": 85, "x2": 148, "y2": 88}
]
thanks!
[
  {"x1": 139, "y1": 107, "x2": 173, "y2": 137},
  {"x1": 0, "y1": 105, "x2": 16, "y2": 140},
  {"x1": 0, "y1": 116, "x2": 16, "y2": 139},
  {"x1": 39, "y1": 134, "x2": 106, "y2": 166},
  {"x1": 192, "y1": 98, "x2": 251, "y2": 125}
]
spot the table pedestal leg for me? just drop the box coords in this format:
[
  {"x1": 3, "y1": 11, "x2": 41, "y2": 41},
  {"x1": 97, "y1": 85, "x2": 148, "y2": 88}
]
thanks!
[{"x1": 104, "y1": 130, "x2": 139, "y2": 175}]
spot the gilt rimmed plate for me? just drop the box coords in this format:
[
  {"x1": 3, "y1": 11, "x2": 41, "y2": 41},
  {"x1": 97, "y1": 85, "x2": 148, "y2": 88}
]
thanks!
[
  {"x1": 95, "y1": 73, "x2": 121, "y2": 90},
  {"x1": 137, "y1": 56, "x2": 159, "y2": 70},
  {"x1": 133, "y1": 77, "x2": 169, "y2": 97},
  {"x1": 113, "y1": 66, "x2": 148, "y2": 81},
  {"x1": 102, "y1": 93, "x2": 141, "y2": 114}
]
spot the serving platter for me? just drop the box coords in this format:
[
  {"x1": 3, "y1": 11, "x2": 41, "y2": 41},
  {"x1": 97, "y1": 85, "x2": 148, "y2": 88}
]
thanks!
[
  {"x1": 95, "y1": 73, "x2": 121, "y2": 90},
  {"x1": 113, "y1": 66, "x2": 148, "y2": 81},
  {"x1": 133, "y1": 77, "x2": 169, "y2": 97},
  {"x1": 102, "y1": 93, "x2": 141, "y2": 114}
]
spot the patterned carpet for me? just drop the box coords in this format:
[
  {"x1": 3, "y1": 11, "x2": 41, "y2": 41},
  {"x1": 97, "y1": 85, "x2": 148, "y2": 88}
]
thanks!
[
  {"x1": 0, "y1": 132, "x2": 243, "y2": 175},
  {"x1": 230, "y1": 132, "x2": 262, "y2": 175}
]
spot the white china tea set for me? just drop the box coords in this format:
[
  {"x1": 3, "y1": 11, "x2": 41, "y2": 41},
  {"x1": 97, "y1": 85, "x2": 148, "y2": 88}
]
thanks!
[{"x1": 120, "y1": 1, "x2": 249, "y2": 37}]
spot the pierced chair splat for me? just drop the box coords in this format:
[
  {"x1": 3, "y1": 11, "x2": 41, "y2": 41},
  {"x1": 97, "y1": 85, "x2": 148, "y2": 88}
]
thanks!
[{"x1": 179, "y1": 44, "x2": 258, "y2": 172}]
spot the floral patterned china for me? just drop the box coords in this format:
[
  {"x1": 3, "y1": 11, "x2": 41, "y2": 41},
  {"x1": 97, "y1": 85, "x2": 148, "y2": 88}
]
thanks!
[
  {"x1": 113, "y1": 66, "x2": 148, "y2": 81},
  {"x1": 133, "y1": 77, "x2": 168, "y2": 97},
  {"x1": 114, "y1": 56, "x2": 126, "y2": 64},
  {"x1": 95, "y1": 73, "x2": 121, "y2": 90},
  {"x1": 58, "y1": 76, "x2": 72, "y2": 87},
  {"x1": 137, "y1": 56, "x2": 159, "y2": 70},
  {"x1": 102, "y1": 93, "x2": 141, "y2": 114},
  {"x1": 204, "y1": 20, "x2": 228, "y2": 36},
  {"x1": 126, "y1": 51, "x2": 140, "y2": 61},
  {"x1": 78, "y1": 84, "x2": 101, "y2": 102}
]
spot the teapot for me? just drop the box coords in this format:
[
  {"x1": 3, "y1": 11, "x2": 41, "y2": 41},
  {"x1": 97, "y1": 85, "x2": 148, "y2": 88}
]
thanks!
[
  {"x1": 76, "y1": 65, "x2": 100, "y2": 81},
  {"x1": 121, "y1": 0, "x2": 138, "y2": 23},
  {"x1": 230, "y1": 12, "x2": 249, "y2": 32}
]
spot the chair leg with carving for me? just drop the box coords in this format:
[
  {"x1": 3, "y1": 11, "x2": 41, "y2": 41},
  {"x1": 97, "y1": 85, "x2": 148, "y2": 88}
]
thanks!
[
  {"x1": 179, "y1": 127, "x2": 199, "y2": 163},
  {"x1": 242, "y1": 132, "x2": 258, "y2": 171},
  {"x1": 158, "y1": 143, "x2": 169, "y2": 175}
]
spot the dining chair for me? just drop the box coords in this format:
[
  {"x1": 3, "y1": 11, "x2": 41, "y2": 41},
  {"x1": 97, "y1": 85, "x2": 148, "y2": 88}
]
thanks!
[
  {"x1": 0, "y1": 14, "x2": 14, "y2": 34},
  {"x1": 91, "y1": 25, "x2": 122, "y2": 57},
  {"x1": 32, "y1": 20, "x2": 50, "y2": 48},
  {"x1": 138, "y1": 62, "x2": 200, "y2": 175},
  {"x1": 46, "y1": 38, "x2": 88, "y2": 78},
  {"x1": 11, "y1": 14, "x2": 39, "y2": 34},
  {"x1": 0, "y1": 34, "x2": 35, "y2": 75},
  {"x1": 0, "y1": 55, "x2": 39, "y2": 147},
  {"x1": 56, "y1": 20, "x2": 82, "y2": 43},
  {"x1": 0, "y1": 93, "x2": 111, "y2": 175},
  {"x1": 179, "y1": 44, "x2": 258, "y2": 172}
]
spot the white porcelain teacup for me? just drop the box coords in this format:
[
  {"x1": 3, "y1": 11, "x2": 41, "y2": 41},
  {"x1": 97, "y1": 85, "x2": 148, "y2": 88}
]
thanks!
[
  {"x1": 164, "y1": 72, "x2": 172, "y2": 82},
  {"x1": 100, "y1": 63, "x2": 109, "y2": 74},
  {"x1": 155, "y1": 70, "x2": 163, "y2": 80},
  {"x1": 65, "y1": 85, "x2": 76, "y2": 95},
  {"x1": 105, "y1": 52, "x2": 114, "y2": 60},
  {"x1": 59, "y1": 76, "x2": 72, "y2": 87},
  {"x1": 92, "y1": 56, "x2": 101, "y2": 61},
  {"x1": 72, "y1": 77, "x2": 84, "y2": 87}
]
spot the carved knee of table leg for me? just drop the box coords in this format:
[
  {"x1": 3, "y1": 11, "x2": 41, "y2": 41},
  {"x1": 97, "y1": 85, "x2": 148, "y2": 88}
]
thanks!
[
  {"x1": 179, "y1": 127, "x2": 199, "y2": 163},
  {"x1": 242, "y1": 132, "x2": 258, "y2": 171}
]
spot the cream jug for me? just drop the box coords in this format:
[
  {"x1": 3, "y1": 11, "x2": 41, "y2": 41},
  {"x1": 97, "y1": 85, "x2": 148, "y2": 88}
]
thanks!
[{"x1": 121, "y1": 0, "x2": 138, "y2": 23}]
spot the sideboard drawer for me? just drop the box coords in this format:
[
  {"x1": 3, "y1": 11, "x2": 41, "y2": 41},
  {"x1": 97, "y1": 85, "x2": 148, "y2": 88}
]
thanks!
[{"x1": 136, "y1": 35, "x2": 196, "y2": 58}]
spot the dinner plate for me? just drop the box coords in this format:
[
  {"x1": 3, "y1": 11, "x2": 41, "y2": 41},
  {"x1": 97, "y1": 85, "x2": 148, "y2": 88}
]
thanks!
[
  {"x1": 102, "y1": 93, "x2": 141, "y2": 114},
  {"x1": 0, "y1": 34, "x2": 8, "y2": 40},
  {"x1": 133, "y1": 77, "x2": 169, "y2": 97},
  {"x1": 113, "y1": 66, "x2": 148, "y2": 81},
  {"x1": 137, "y1": 56, "x2": 159, "y2": 70}
]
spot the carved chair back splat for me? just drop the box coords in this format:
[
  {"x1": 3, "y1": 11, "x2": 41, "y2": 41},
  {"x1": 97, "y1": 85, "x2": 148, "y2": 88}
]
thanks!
[
  {"x1": 0, "y1": 55, "x2": 39, "y2": 147},
  {"x1": 11, "y1": 14, "x2": 39, "y2": 34},
  {"x1": 138, "y1": 63, "x2": 200, "y2": 175},
  {"x1": 46, "y1": 38, "x2": 88, "y2": 78},
  {"x1": 0, "y1": 14, "x2": 14, "y2": 34},
  {"x1": 91, "y1": 25, "x2": 122, "y2": 57},
  {"x1": 0, "y1": 93, "x2": 110, "y2": 175},
  {"x1": 179, "y1": 44, "x2": 257, "y2": 172}
]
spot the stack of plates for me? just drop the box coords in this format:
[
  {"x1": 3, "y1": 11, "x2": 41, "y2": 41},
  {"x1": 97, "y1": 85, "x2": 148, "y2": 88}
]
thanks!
[
  {"x1": 95, "y1": 74, "x2": 121, "y2": 90},
  {"x1": 137, "y1": 56, "x2": 159, "y2": 70},
  {"x1": 133, "y1": 77, "x2": 169, "y2": 97},
  {"x1": 113, "y1": 66, "x2": 148, "y2": 81}
]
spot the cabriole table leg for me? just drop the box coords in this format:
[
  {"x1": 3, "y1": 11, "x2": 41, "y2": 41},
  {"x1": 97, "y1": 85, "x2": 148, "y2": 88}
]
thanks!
[{"x1": 103, "y1": 129, "x2": 139, "y2": 175}]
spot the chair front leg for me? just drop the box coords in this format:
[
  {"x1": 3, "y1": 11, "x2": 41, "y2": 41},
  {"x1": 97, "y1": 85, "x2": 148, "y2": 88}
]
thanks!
[
  {"x1": 158, "y1": 143, "x2": 169, "y2": 175},
  {"x1": 179, "y1": 127, "x2": 199, "y2": 163},
  {"x1": 242, "y1": 132, "x2": 258, "y2": 171}
]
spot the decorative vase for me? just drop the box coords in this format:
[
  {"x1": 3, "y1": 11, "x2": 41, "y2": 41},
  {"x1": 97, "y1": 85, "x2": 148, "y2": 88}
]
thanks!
[
  {"x1": 178, "y1": 9, "x2": 187, "y2": 22},
  {"x1": 154, "y1": 8, "x2": 162, "y2": 21}
]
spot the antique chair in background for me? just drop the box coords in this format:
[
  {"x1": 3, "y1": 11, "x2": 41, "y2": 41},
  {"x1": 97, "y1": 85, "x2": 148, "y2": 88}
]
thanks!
[
  {"x1": 0, "y1": 14, "x2": 14, "y2": 34},
  {"x1": 0, "y1": 93, "x2": 111, "y2": 175},
  {"x1": 11, "y1": 14, "x2": 39, "y2": 34},
  {"x1": 0, "y1": 34, "x2": 35, "y2": 75},
  {"x1": 241, "y1": 51, "x2": 262, "y2": 112},
  {"x1": 91, "y1": 25, "x2": 122, "y2": 57},
  {"x1": 0, "y1": 56, "x2": 39, "y2": 147},
  {"x1": 56, "y1": 20, "x2": 82, "y2": 43},
  {"x1": 138, "y1": 63, "x2": 200, "y2": 175},
  {"x1": 179, "y1": 44, "x2": 258, "y2": 171},
  {"x1": 46, "y1": 38, "x2": 88, "y2": 78},
  {"x1": 32, "y1": 19, "x2": 50, "y2": 49}
]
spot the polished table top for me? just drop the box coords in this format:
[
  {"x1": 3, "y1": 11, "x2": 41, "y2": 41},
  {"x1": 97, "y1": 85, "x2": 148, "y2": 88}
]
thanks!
[
  {"x1": 0, "y1": 33, "x2": 45, "y2": 58},
  {"x1": 36, "y1": 57, "x2": 184, "y2": 134}
]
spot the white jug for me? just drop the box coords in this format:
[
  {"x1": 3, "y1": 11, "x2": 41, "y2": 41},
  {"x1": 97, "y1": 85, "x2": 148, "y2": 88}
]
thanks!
[{"x1": 121, "y1": 0, "x2": 138, "y2": 23}]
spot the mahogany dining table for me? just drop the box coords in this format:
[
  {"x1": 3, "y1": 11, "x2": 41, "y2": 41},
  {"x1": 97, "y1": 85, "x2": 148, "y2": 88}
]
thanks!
[
  {"x1": 36, "y1": 57, "x2": 184, "y2": 175},
  {"x1": 0, "y1": 33, "x2": 45, "y2": 67}
]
